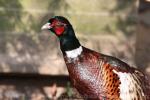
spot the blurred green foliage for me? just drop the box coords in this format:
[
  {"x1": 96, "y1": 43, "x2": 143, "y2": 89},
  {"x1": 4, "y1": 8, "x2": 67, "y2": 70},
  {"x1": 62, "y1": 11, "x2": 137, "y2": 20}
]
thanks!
[
  {"x1": 0, "y1": 0, "x2": 22, "y2": 32},
  {"x1": 0, "y1": 0, "x2": 136, "y2": 39}
]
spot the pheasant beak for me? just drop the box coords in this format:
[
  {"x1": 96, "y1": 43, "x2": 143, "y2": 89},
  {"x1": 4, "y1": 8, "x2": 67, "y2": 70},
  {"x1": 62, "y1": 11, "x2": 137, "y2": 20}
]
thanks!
[{"x1": 41, "y1": 23, "x2": 52, "y2": 30}]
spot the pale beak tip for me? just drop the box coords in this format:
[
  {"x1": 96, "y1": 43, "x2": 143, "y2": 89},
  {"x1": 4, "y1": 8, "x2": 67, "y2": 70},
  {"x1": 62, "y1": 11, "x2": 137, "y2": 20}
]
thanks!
[
  {"x1": 41, "y1": 23, "x2": 51, "y2": 30},
  {"x1": 41, "y1": 25, "x2": 47, "y2": 30}
]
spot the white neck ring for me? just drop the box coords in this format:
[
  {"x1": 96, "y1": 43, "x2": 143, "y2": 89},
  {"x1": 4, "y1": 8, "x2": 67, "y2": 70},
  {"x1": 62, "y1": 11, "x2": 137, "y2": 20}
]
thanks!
[{"x1": 65, "y1": 46, "x2": 83, "y2": 58}]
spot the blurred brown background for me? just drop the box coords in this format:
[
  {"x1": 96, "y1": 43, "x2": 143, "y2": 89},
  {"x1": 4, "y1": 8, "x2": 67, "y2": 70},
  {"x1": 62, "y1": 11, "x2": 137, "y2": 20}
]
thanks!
[{"x1": 0, "y1": 0, "x2": 149, "y2": 99}]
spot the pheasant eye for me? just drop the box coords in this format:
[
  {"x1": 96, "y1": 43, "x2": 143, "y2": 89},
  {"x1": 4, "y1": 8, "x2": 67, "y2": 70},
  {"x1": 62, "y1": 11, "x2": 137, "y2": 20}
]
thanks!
[
  {"x1": 52, "y1": 21, "x2": 65, "y2": 36},
  {"x1": 56, "y1": 22, "x2": 64, "y2": 27}
]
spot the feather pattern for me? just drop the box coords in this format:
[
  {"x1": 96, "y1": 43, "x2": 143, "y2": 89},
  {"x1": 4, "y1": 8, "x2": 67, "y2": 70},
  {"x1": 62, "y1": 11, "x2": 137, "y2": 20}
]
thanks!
[
  {"x1": 113, "y1": 69, "x2": 146, "y2": 100},
  {"x1": 42, "y1": 16, "x2": 150, "y2": 100},
  {"x1": 64, "y1": 46, "x2": 149, "y2": 100}
]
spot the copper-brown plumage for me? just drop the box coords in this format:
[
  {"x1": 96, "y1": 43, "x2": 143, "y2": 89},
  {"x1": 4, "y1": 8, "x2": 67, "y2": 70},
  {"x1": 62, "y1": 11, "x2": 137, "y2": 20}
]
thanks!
[
  {"x1": 42, "y1": 16, "x2": 150, "y2": 100},
  {"x1": 64, "y1": 47, "x2": 150, "y2": 99}
]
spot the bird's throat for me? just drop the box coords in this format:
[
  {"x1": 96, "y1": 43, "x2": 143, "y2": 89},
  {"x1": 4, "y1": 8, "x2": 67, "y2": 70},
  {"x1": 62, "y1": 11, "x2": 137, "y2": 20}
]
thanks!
[
  {"x1": 58, "y1": 26, "x2": 81, "y2": 58},
  {"x1": 60, "y1": 37, "x2": 81, "y2": 57}
]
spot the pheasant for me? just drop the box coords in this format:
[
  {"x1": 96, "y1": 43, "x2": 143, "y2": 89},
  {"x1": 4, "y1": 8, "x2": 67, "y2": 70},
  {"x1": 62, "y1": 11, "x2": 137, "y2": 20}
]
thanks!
[{"x1": 41, "y1": 16, "x2": 150, "y2": 100}]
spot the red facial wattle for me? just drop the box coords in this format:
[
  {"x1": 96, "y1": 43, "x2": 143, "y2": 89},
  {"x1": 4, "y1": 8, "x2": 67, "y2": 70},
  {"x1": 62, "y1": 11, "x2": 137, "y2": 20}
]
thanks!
[{"x1": 54, "y1": 26, "x2": 65, "y2": 36}]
